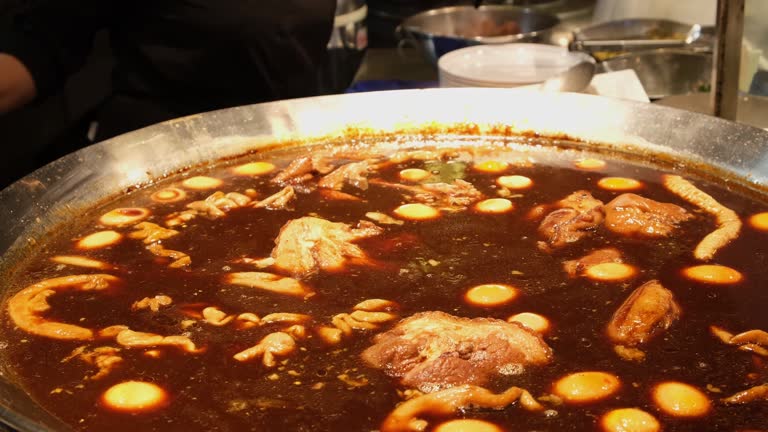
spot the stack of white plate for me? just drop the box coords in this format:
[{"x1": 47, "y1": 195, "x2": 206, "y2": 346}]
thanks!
[{"x1": 438, "y1": 43, "x2": 594, "y2": 88}]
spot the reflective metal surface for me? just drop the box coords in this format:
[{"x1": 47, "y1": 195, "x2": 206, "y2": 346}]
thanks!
[
  {"x1": 576, "y1": 18, "x2": 692, "y2": 40},
  {"x1": 574, "y1": 18, "x2": 714, "y2": 58},
  {"x1": 397, "y1": 5, "x2": 560, "y2": 64},
  {"x1": 598, "y1": 50, "x2": 712, "y2": 99},
  {"x1": 0, "y1": 89, "x2": 767, "y2": 431},
  {"x1": 570, "y1": 24, "x2": 702, "y2": 52},
  {"x1": 492, "y1": 0, "x2": 595, "y2": 19},
  {"x1": 656, "y1": 93, "x2": 768, "y2": 130},
  {"x1": 540, "y1": 60, "x2": 596, "y2": 92}
]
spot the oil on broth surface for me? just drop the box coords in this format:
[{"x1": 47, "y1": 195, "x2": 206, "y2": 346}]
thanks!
[{"x1": 2, "y1": 141, "x2": 768, "y2": 432}]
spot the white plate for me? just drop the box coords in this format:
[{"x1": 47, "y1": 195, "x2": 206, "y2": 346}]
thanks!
[{"x1": 438, "y1": 43, "x2": 594, "y2": 87}]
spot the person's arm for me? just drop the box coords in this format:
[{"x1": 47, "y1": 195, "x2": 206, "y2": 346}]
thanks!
[
  {"x1": 0, "y1": 53, "x2": 36, "y2": 113},
  {"x1": 0, "y1": 1, "x2": 115, "y2": 114}
]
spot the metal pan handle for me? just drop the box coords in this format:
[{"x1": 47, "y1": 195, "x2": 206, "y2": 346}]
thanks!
[{"x1": 570, "y1": 38, "x2": 688, "y2": 52}]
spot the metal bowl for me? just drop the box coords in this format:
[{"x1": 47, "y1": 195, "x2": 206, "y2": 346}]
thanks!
[
  {"x1": 573, "y1": 18, "x2": 713, "y2": 60},
  {"x1": 598, "y1": 50, "x2": 712, "y2": 100},
  {"x1": 397, "y1": 5, "x2": 560, "y2": 64},
  {"x1": 575, "y1": 18, "x2": 694, "y2": 42}
]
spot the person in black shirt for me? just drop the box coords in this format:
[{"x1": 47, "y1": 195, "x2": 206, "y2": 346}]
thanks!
[{"x1": 0, "y1": 0, "x2": 336, "y2": 140}]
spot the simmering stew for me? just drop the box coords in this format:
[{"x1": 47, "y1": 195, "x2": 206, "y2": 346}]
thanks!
[{"x1": 2, "y1": 139, "x2": 768, "y2": 432}]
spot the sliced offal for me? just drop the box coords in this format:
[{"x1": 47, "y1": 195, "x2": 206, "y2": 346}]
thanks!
[
  {"x1": 722, "y1": 384, "x2": 768, "y2": 404},
  {"x1": 316, "y1": 299, "x2": 399, "y2": 346},
  {"x1": 51, "y1": 255, "x2": 113, "y2": 270},
  {"x1": 710, "y1": 325, "x2": 768, "y2": 357},
  {"x1": 63, "y1": 346, "x2": 123, "y2": 380},
  {"x1": 7, "y1": 274, "x2": 120, "y2": 340},
  {"x1": 233, "y1": 332, "x2": 297, "y2": 367},
  {"x1": 225, "y1": 272, "x2": 314, "y2": 298},
  {"x1": 663, "y1": 175, "x2": 742, "y2": 261},
  {"x1": 253, "y1": 186, "x2": 295, "y2": 210},
  {"x1": 380, "y1": 384, "x2": 543, "y2": 432},
  {"x1": 115, "y1": 329, "x2": 200, "y2": 353}
]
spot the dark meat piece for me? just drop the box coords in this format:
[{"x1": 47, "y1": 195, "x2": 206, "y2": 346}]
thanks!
[
  {"x1": 559, "y1": 189, "x2": 604, "y2": 213},
  {"x1": 606, "y1": 280, "x2": 681, "y2": 346},
  {"x1": 563, "y1": 247, "x2": 623, "y2": 277},
  {"x1": 604, "y1": 193, "x2": 692, "y2": 238},
  {"x1": 372, "y1": 179, "x2": 483, "y2": 211},
  {"x1": 417, "y1": 180, "x2": 483, "y2": 210},
  {"x1": 538, "y1": 191, "x2": 604, "y2": 251},
  {"x1": 318, "y1": 160, "x2": 371, "y2": 191},
  {"x1": 361, "y1": 311, "x2": 552, "y2": 393},
  {"x1": 271, "y1": 217, "x2": 383, "y2": 278},
  {"x1": 271, "y1": 155, "x2": 335, "y2": 185},
  {"x1": 253, "y1": 186, "x2": 295, "y2": 210}
]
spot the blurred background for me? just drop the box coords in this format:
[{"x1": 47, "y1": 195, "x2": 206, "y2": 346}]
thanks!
[{"x1": 1, "y1": 0, "x2": 768, "y2": 188}]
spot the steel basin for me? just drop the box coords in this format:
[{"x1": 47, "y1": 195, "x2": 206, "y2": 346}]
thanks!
[
  {"x1": 397, "y1": 5, "x2": 560, "y2": 64},
  {"x1": 0, "y1": 89, "x2": 767, "y2": 431},
  {"x1": 598, "y1": 50, "x2": 712, "y2": 99}
]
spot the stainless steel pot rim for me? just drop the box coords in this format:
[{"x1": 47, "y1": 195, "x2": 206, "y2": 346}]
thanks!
[
  {"x1": 404, "y1": 4, "x2": 541, "y2": 18},
  {"x1": 401, "y1": 26, "x2": 535, "y2": 43}
]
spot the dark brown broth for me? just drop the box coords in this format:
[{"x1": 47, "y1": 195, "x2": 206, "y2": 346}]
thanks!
[{"x1": 2, "y1": 142, "x2": 768, "y2": 432}]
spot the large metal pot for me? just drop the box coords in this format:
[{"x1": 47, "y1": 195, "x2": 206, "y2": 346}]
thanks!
[
  {"x1": 396, "y1": 5, "x2": 560, "y2": 64},
  {"x1": 0, "y1": 89, "x2": 767, "y2": 431}
]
